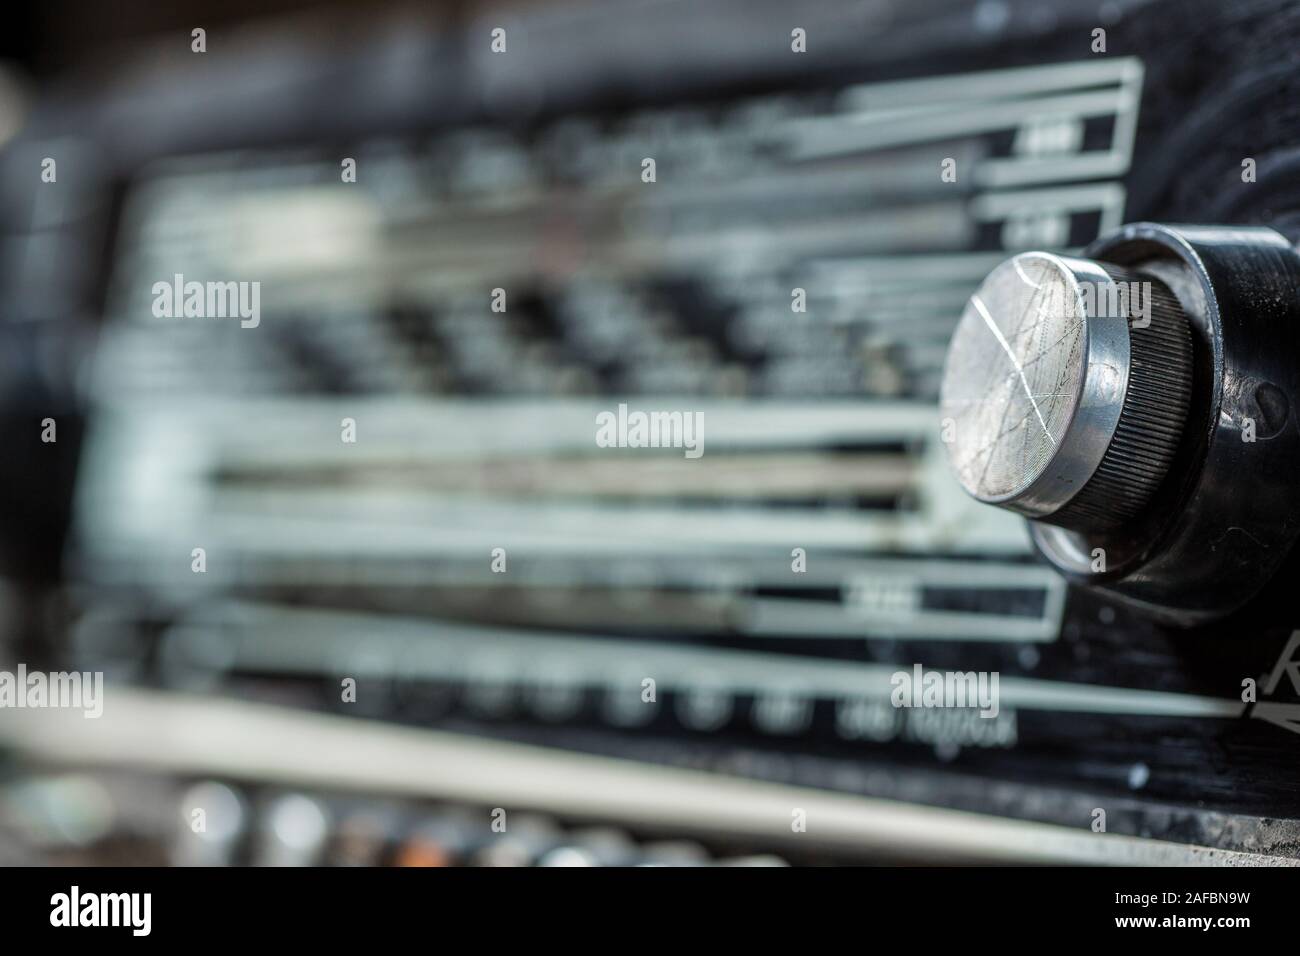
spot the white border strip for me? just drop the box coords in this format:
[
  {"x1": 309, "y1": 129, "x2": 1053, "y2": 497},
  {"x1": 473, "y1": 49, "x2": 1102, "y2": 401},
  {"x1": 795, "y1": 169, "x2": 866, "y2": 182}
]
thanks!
[{"x1": 1, "y1": 689, "x2": 1285, "y2": 865}]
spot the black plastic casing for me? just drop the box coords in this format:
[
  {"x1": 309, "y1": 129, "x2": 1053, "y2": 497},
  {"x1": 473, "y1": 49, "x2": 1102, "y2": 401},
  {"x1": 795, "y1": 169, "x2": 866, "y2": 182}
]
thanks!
[{"x1": 1030, "y1": 223, "x2": 1300, "y2": 625}]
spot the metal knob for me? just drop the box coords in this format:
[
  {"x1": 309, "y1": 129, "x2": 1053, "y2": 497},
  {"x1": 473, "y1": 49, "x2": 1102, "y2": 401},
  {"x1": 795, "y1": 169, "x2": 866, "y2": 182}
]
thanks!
[{"x1": 939, "y1": 252, "x2": 1192, "y2": 531}]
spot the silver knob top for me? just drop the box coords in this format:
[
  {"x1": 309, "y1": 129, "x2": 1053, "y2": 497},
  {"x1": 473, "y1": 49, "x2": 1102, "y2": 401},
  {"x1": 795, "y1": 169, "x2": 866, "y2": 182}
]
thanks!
[{"x1": 939, "y1": 252, "x2": 1192, "y2": 529}]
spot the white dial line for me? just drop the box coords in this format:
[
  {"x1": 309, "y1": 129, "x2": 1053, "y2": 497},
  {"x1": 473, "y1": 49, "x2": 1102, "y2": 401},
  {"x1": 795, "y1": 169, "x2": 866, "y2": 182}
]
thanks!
[{"x1": 970, "y1": 293, "x2": 1055, "y2": 445}]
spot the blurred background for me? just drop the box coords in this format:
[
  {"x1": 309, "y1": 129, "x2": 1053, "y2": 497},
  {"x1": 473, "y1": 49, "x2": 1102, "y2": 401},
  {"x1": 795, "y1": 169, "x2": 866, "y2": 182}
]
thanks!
[{"x1": 2, "y1": 0, "x2": 1300, "y2": 866}]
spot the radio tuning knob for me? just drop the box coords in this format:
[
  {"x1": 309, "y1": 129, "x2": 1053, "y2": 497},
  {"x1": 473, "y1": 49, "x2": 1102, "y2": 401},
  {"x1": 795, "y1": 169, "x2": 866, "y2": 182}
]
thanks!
[
  {"x1": 937, "y1": 223, "x2": 1300, "y2": 625},
  {"x1": 939, "y1": 251, "x2": 1193, "y2": 532}
]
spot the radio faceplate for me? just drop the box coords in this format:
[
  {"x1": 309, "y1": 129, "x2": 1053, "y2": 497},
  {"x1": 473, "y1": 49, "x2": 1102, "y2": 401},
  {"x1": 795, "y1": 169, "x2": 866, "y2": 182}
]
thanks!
[{"x1": 12, "y1": 0, "x2": 1300, "y2": 862}]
